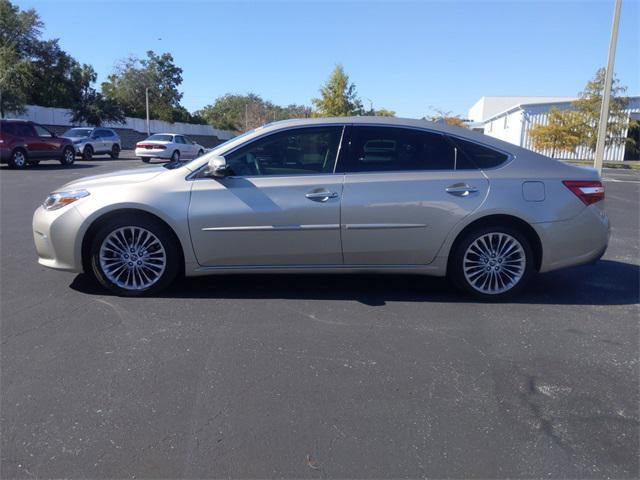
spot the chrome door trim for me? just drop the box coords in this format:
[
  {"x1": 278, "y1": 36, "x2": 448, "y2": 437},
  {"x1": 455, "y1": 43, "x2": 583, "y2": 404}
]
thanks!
[
  {"x1": 343, "y1": 223, "x2": 427, "y2": 230},
  {"x1": 202, "y1": 224, "x2": 340, "y2": 232}
]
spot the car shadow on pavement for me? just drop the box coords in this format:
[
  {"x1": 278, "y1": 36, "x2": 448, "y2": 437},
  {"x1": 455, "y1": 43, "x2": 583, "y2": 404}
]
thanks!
[{"x1": 69, "y1": 259, "x2": 639, "y2": 306}]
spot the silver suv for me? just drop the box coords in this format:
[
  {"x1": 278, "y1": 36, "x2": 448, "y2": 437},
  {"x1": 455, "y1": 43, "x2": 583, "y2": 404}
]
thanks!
[{"x1": 62, "y1": 127, "x2": 122, "y2": 160}]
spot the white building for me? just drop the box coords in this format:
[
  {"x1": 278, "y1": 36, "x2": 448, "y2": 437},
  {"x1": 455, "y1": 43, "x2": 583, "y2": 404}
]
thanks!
[{"x1": 468, "y1": 96, "x2": 640, "y2": 161}]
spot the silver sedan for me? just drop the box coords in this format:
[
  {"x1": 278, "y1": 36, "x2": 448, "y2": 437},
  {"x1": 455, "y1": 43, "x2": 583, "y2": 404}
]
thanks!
[{"x1": 33, "y1": 117, "x2": 609, "y2": 300}]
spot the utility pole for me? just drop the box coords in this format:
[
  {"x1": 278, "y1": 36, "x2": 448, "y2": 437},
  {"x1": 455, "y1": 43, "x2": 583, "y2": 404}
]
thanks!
[
  {"x1": 145, "y1": 87, "x2": 150, "y2": 136},
  {"x1": 594, "y1": 0, "x2": 622, "y2": 174}
]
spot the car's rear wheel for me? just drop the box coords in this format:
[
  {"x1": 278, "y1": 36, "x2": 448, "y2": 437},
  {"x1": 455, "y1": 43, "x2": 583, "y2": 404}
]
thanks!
[
  {"x1": 89, "y1": 215, "x2": 179, "y2": 296},
  {"x1": 141, "y1": 157, "x2": 150, "y2": 163},
  {"x1": 82, "y1": 145, "x2": 93, "y2": 161},
  {"x1": 170, "y1": 150, "x2": 180, "y2": 162},
  {"x1": 9, "y1": 149, "x2": 28, "y2": 169},
  {"x1": 197, "y1": 149, "x2": 204, "y2": 157},
  {"x1": 60, "y1": 146, "x2": 75, "y2": 166},
  {"x1": 110, "y1": 144, "x2": 120, "y2": 159},
  {"x1": 449, "y1": 225, "x2": 533, "y2": 301}
]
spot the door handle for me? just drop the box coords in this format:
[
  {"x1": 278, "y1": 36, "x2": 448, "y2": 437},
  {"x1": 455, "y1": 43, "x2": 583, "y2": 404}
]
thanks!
[
  {"x1": 305, "y1": 191, "x2": 338, "y2": 202},
  {"x1": 446, "y1": 184, "x2": 479, "y2": 197}
]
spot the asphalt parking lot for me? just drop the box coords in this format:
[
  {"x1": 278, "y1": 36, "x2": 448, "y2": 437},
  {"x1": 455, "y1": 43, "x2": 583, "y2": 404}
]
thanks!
[{"x1": 1, "y1": 151, "x2": 638, "y2": 479}]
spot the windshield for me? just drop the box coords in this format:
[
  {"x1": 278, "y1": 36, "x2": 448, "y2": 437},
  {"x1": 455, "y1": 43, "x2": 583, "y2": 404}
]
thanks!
[
  {"x1": 146, "y1": 134, "x2": 174, "y2": 142},
  {"x1": 63, "y1": 128, "x2": 92, "y2": 138}
]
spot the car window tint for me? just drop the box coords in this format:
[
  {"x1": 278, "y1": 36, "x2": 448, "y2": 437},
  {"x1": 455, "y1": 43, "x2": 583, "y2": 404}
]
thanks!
[
  {"x1": 449, "y1": 136, "x2": 509, "y2": 169},
  {"x1": 225, "y1": 126, "x2": 343, "y2": 177},
  {"x1": 177, "y1": 136, "x2": 186, "y2": 144},
  {"x1": 345, "y1": 126, "x2": 458, "y2": 172},
  {"x1": 2, "y1": 123, "x2": 16, "y2": 135},
  {"x1": 96, "y1": 129, "x2": 110, "y2": 137},
  {"x1": 33, "y1": 124, "x2": 52, "y2": 137}
]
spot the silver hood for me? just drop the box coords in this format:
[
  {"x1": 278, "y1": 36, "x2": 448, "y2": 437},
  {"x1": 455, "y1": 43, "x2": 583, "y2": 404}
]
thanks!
[{"x1": 59, "y1": 167, "x2": 167, "y2": 191}]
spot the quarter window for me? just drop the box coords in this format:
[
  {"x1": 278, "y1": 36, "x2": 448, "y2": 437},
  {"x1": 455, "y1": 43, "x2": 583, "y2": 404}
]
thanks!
[
  {"x1": 343, "y1": 126, "x2": 464, "y2": 172},
  {"x1": 448, "y1": 137, "x2": 509, "y2": 169},
  {"x1": 224, "y1": 126, "x2": 343, "y2": 176},
  {"x1": 33, "y1": 124, "x2": 53, "y2": 137}
]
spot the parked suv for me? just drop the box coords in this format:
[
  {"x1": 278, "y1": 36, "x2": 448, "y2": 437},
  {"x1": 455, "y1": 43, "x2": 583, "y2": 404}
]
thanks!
[
  {"x1": 0, "y1": 119, "x2": 75, "y2": 168},
  {"x1": 62, "y1": 127, "x2": 121, "y2": 160}
]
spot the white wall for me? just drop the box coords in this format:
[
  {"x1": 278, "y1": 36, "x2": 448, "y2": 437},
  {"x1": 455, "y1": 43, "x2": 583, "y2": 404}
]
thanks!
[{"x1": 10, "y1": 105, "x2": 235, "y2": 140}]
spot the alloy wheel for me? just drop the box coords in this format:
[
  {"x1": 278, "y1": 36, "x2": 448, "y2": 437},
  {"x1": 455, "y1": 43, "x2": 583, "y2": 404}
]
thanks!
[
  {"x1": 462, "y1": 232, "x2": 526, "y2": 295},
  {"x1": 99, "y1": 226, "x2": 167, "y2": 290}
]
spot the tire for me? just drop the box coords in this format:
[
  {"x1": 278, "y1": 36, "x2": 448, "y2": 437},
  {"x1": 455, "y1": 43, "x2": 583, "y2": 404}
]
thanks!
[
  {"x1": 448, "y1": 225, "x2": 534, "y2": 301},
  {"x1": 89, "y1": 214, "x2": 180, "y2": 296},
  {"x1": 110, "y1": 144, "x2": 121, "y2": 159},
  {"x1": 60, "y1": 146, "x2": 75, "y2": 166},
  {"x1": 8, "y1": 149, "x2": 28, "y2": 169},
  {"x1": 82, "y1": 145, "x2": 93, "y2": 161},
  {"x1": 170, "y1": 150, "x2": 180, "y2": 162},
  {"x1": 197, "y1": 149, "x2": 204, "y2": 158},
  {"x1": 141, "y1": 157, "x2": 150, "y2": 163}
]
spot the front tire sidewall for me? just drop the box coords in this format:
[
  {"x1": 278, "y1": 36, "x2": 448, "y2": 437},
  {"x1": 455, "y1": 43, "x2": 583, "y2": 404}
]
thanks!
[
  {"x1": 60, "y1": 147, "x2": 75, "y2": 166},
  {"x1": 89, "y1": 215, "x2": 180, "y2": 296},
  {"x1": 449, "y1": 225, "x2": 533, "y2": 301}
]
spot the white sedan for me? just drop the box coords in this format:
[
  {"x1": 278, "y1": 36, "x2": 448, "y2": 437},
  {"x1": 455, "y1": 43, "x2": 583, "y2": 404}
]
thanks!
[{"x1": 135, "y1": 133, "x2": 205, "y2": 163}]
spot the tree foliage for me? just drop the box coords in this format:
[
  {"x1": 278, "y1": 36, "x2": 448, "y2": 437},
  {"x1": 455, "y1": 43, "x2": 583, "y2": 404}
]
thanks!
[
  {"x1": 426, "y1": 109, "x2": 468, "y2": 128},
  {"x1": 101, "y1": 51, "x2": 192, "y2": 123},
  {"x1": 197, "y1": 93, "x2": 312, "y2": 132},
  {"x1": 529, "y1": 107, "x2": 584, "y2": 157},
  {"x1": 68, "y1": 65, "x2": 124, "y2": 126},
  {"x1": 312, "y1": 64, "x2": 363, "y2": 117},
  {"x1": 572, "y1": 68, "x2": 631, "y2": 151}
]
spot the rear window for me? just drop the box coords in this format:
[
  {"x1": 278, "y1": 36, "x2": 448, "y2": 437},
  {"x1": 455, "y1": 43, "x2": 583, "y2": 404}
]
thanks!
[
  {"x1": 146, "y1": 134, "x2": 173, "y2": 142},
  {"x1": 449, "y1": 137, "x2": 509, "y2": 169}
]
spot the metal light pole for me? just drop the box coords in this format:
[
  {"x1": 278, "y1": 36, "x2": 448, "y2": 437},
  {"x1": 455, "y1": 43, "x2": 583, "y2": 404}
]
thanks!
[
  {"x1": 145, "y1": 87, "x2": 150, "y2": 136},
  {"x1": 594, "y1": 0, "x2": 622, "y2": 174}
]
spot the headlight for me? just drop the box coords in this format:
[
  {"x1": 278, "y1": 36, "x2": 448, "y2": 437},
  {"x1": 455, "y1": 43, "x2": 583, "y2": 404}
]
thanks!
[{"x1": 43, "y1": 190, "x2": 90, "y2": 211}]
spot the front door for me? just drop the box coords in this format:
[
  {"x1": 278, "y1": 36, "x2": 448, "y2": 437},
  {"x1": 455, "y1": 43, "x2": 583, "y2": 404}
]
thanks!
[
  {"x1": 339, "y1": 125, "x2": 490, "y2": 265},
  {"x1": 189, "y1": 126, "x2": 345, "y2": 266}
]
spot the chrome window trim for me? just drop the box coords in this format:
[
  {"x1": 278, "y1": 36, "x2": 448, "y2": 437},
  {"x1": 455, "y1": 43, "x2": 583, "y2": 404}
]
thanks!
[{"x1": 187, "y1": 124, "x2": 347, "y2": 181}]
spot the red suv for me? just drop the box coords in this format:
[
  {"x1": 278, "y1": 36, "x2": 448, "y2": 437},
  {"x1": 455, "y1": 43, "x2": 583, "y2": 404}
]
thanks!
[{"x1": 0, "y1": 120, "x2": 76, "y2": 169}]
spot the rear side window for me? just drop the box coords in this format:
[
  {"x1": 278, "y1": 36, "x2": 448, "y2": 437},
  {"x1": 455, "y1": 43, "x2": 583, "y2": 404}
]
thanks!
[
  {"x1": 449, "y1": 137, "x2": 509, "y2": 169},
  {"x1": 343, "y1": 126, "x2": 459, "y2": 172},
  {"x1": 1, "y1": 123, "x2": 16, "y2": 135},
  {"x1": 96, "y1": 129, "x2": 111, "y2": 137}
]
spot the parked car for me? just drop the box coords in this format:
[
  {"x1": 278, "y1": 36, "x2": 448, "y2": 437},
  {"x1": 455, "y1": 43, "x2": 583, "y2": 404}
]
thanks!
[
  {"x1": 1, "y1": 119, "x2": 76, "y2": 168},
  {"x1": 33, "y1": 117, "x2": 609, "y2": 299},
  {"x1": 62, "y1": 127, "x2": 121, "y2": 160},
  {"x1": 135, "y1": 133, "x2": 205, "y2": 163}
]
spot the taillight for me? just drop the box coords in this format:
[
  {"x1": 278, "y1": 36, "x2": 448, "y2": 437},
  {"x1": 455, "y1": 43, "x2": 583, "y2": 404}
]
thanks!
[{"x1": 562, "y1": 180, "x2": 604, "y2": 205}]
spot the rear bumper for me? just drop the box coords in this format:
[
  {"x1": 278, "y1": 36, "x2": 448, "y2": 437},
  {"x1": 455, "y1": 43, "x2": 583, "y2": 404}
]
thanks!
[
  {"x1": 0, "y1": 147, "x2": 10, "y2": 163},
  {"x1": 135, "y1": 148, "x2": 171, "y2": 159},
  {"x1": 535, "y1": 203, "x2": 610, "y2": 273}
]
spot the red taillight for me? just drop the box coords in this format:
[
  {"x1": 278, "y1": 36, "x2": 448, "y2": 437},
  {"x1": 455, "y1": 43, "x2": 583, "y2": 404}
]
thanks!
[
  {"x1": 136, "y1": 143, "x2": 166, "y2": 150},
  {"x1": 562, "y1": 180, "x2": 604, "y2": 205}
]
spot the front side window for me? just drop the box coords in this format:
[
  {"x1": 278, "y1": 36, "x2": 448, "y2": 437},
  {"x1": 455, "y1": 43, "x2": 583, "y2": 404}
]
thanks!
[
  {"x1": 343, "y1": 126, "x2": 462, "y2": 172},
  {"x1": 33, "y1": 124, "x2": 52, "y2": 137},
  {"x1": 224, "y1": 126, "x2": 343, "y2": 176}
]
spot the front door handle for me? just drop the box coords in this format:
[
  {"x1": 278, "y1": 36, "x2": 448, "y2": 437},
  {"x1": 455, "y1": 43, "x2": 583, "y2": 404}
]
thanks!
[
  {"x1": 305, "y1": 190, "x2": 339, "y2": 202},
  {"x1": 446, "y1": 183, "x2": 479, "y2": 197}
]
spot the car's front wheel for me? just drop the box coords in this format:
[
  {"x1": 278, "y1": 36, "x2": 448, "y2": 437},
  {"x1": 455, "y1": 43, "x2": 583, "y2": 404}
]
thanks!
[
  {"x1": 449, "y1": 225, "x2": 533, "y2": 301},
  {"x1": 60, "y1": 146, "x2": 75, "y2": 166},
  {"x1": 89, "y1": 214, "x2": 180, "y2": 296}
]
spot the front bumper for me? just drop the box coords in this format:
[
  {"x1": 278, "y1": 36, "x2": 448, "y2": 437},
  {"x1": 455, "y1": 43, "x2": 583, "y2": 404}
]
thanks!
[
  {"x1": 535, "y1": 203, "x2": 610, "y2": 273},
  {"x1": 33, "y1": 205, "x2": 85, "y2": 272}
]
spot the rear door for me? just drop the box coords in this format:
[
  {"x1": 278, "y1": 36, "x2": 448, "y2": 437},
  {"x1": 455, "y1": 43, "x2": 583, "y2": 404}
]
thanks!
[
  {"x1": 189, "y1": 126, "x2": 345, "y2": 266},
  {"x1": 338, "y1": 125, "x2": 489, "y2": 265},
  {"x1": 31, "y1": 124, "x2": 60, "y2": 159}
]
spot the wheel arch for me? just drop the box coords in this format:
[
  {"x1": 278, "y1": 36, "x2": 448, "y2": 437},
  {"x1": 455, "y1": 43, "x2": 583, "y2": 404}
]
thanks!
[
  {"x1": 446, "y1": 214, "x2": 543, "y2": 273},
  {"x1": 80, "y1": 208, "x2": 186, "y2": 274}
]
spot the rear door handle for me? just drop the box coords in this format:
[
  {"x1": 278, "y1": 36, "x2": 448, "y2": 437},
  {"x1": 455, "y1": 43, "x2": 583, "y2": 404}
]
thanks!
[
  {"x1": 305, "y1": 190, "x2": 339, "y2": 202},
  {"x1": 446, "y1": 184, "x2": 479, "y2": 197}
]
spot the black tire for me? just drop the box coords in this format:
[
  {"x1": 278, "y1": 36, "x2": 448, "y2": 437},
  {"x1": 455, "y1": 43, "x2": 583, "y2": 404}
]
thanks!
[
  {"x1": 197, "y1": 149, "x2": 204, "y2": 158},
  {"x1": 448, "y1": 225, "x2": 534, "y2": 301},
  {"x1": 141, "y1": 157, "x2": 150, "y2": 163},
  {"x1": 110, "y1": 144, "x2": 121, "y2": 159},
  {"x1": 170, "y1": 150, "x2": 180, "y2": 162},
  {"x1": 89, "y1": 213, "x2": 180, "y2": 296},
  {"x1": 82, "y1": 145, "x2": 93, "y2": 161},
  {"x1": 8, "y1": 149, "x2": 28, "y2": 169},
  {"x1": 60, "y1": 146, "x2": 75, "y2": 166}
]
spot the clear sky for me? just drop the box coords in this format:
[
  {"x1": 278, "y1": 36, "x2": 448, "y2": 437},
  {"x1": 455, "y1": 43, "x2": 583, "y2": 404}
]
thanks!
[{"x1": 15, "y1": 0, "x2": 640, "y2": 118}]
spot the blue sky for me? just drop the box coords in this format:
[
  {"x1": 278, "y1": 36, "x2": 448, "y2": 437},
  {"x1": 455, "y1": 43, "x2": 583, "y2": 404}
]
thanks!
[{"x1": 16, "y1": 0, "x2": 640, "y2": 118}]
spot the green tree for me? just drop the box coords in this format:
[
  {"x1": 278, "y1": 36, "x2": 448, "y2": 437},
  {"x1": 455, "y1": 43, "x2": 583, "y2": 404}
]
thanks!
[
  {"x1": 101, "y1": 51, "x2": 185, "y2": 123},
  {"x1": 312, "y1": 64, "x2": 363, "y2": 117},
  {"x1": 529, "y1": 107, "x2": 584, "y2": 158},
  {"x1": 426, "y1": 108, "x2": 468, "y2": 128},
  {"x1": 68, "y1": 65, "x2": 124, "y2": 126},
  {"x1": 572, "y1": 68, "x2": 632, "y2": 151}
]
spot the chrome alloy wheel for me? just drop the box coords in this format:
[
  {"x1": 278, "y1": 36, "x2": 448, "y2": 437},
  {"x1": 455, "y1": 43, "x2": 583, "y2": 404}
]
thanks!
[
  {"x1": 99, "y1": 226, "x2": 166, "y2": 290},
  {"x1": 462, "y1": 232, "x2": 526, "y2": 295},
  {"x1": 13, "y1": 151, "x2": 26, "y2": 167}
]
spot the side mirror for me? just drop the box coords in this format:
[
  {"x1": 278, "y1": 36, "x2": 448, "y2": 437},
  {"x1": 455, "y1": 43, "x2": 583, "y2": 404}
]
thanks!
[{"x1": 205, "y1": 156, "x2": 230, "y2": 178}]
